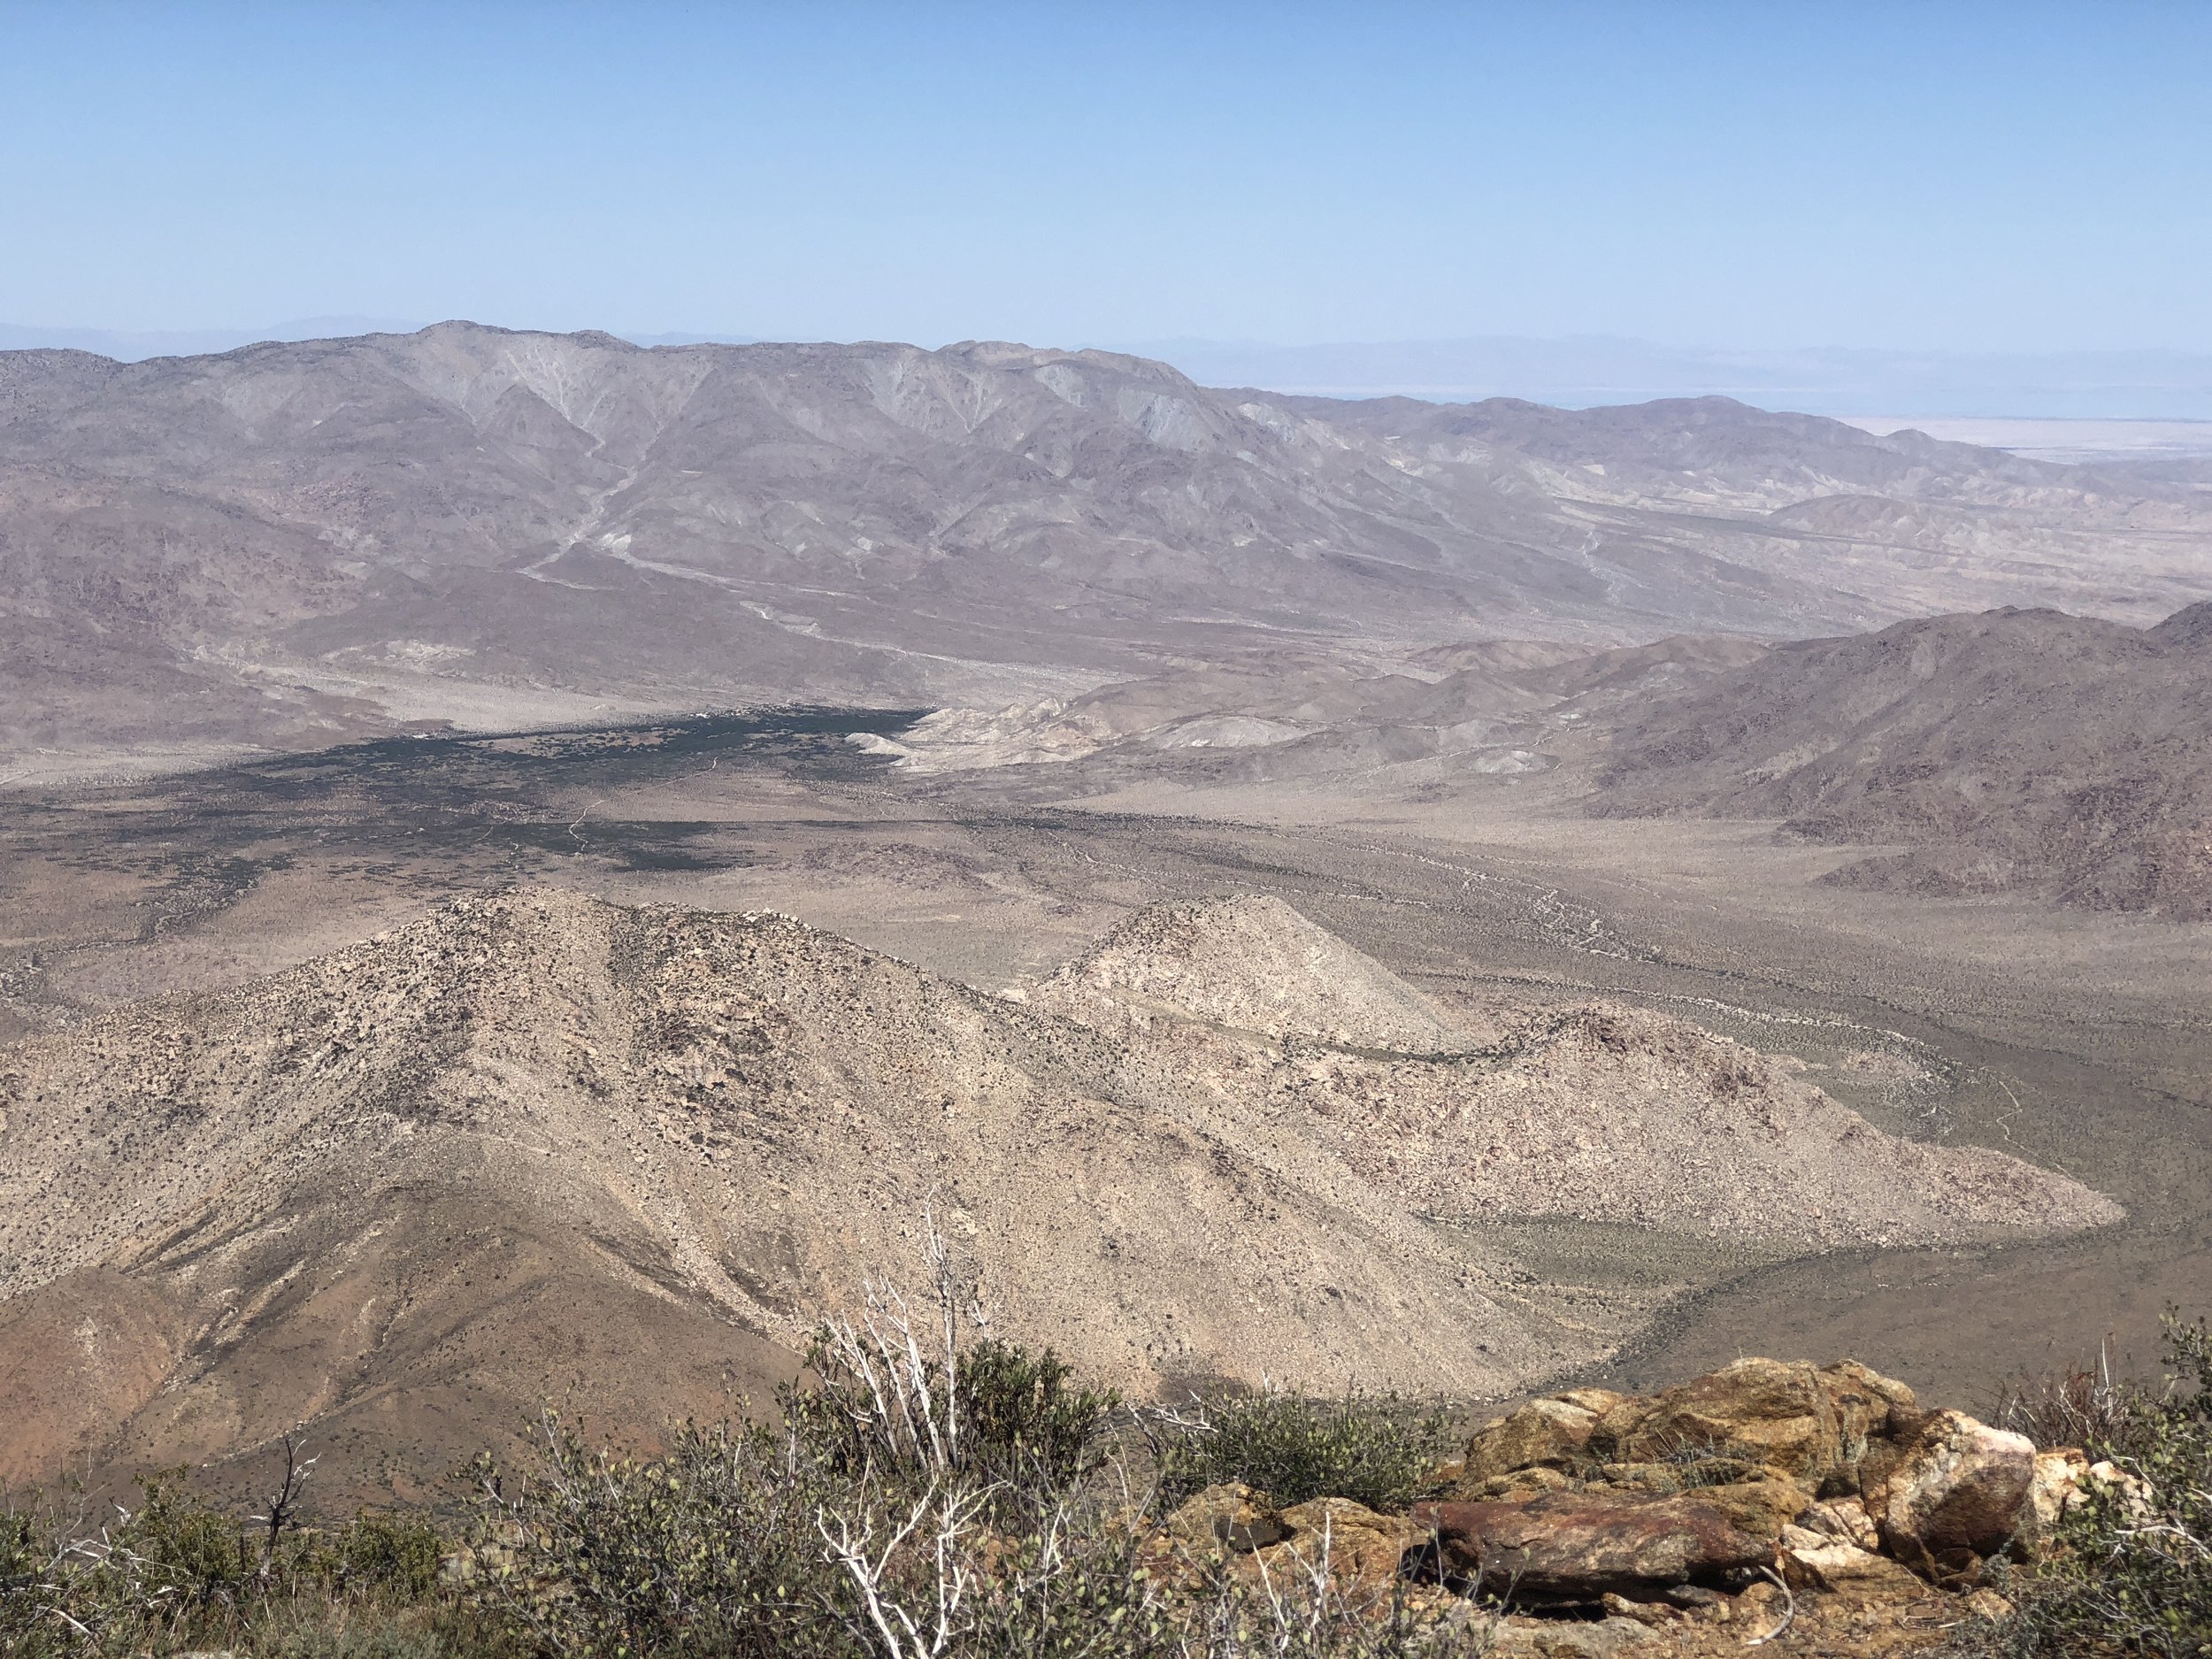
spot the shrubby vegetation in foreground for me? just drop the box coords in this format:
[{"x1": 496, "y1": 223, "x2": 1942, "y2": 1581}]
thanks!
[
  {"x1": 0, "y1": 1274, "x2": 1468, "y2": 1659},
  {"x1": 10, "y1": 1264, "x2": 2210, "y2": 1659},
  {"x1": 1958, "y1": 1315, "x2": 2212, "y2": 1658}
]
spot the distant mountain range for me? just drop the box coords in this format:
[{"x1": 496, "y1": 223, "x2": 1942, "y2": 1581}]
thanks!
[
  {"x1": 0, "y1": 319, "x2": 762, "y2": 360},
  {"x1": 1591, "y1": 600, "x2": 2212, "y2": 918},
  {"x1": 4, "y1": 321, "x2": 2210, "y2": 773},
  {"x1": 8, "y1": 321, "x2": 2208, "y2": 421}
]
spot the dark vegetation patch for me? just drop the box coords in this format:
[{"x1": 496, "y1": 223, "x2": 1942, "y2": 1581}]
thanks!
[
  {"x1": 16, "y1": 709, "x2": 926, "y2": 913},
  {"x1": 1955, "y1": 1315, "x2": 2212, "y2": 1658}
]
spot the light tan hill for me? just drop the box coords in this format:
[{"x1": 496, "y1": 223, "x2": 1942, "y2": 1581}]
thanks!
[
  {"x1": 0, "y1": 888, "x2": 2118, "y2": 1497},
  {"x1": 1030, "y1": 898, "x2": 2120, "y2": 1253},
  {"x1": 0, "y1": 889, "x2": 1555, "y2": 1494},
  {"x1": 1033, "y1": 894, "x2": 1475, "y2": 1051}
]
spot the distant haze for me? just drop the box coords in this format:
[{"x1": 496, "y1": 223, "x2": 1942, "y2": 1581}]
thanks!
[
  {"x1": 0, "y1": 319, "x2": 757, "y2": 361},
  {"x1": 1112, "y1": 338, "x2": 2212, "y2": 425}
]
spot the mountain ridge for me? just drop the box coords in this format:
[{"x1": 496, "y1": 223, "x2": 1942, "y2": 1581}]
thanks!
[{"x1": 5, "y1": 320, "x2": 2208, "y2": 775}]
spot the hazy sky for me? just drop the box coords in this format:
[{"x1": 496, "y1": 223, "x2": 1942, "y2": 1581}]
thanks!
[{"x1": 5, "y1": 1, "x2": 2208, "y2": 352}]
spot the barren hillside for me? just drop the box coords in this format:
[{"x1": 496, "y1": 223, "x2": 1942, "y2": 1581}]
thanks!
[
  {"x1": 0, "y1": 887, "x2": 2116, "y2": 1494},
  {"x1": 1587, "y1": 601, "x2": 2212, "y2": 917}
]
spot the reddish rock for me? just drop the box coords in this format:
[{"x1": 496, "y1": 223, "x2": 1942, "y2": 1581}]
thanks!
[{"x1": 1413, "y1": 1488, "x2": 1777, "y2": 1599}]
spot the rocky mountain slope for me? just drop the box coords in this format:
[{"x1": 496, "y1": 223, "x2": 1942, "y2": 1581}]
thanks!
[
  {"x1": 1586, "y1": 601, "x2": 2212, "y2": 917},
  {"x1": 5, "y1": 322, "x2": 2209, "y2": 772},
  {"x1": 0, "y1": 887, "x2": 2116, "y2": 1494}
]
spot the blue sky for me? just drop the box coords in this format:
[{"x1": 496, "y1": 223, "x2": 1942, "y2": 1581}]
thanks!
[{"x1": 4, "y1": 1, "x2": 2208, "y2": 352}]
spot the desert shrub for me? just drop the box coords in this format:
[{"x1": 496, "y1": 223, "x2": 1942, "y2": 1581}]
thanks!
[
  {"x1": 3, "y1": 1502, "x2": 53, "y2": 1591},
  {"x1": 466, "y1": 1416, "x2": 858, "y2": 1659},
  {"x1": 0, "y1": 1467, "x2": 504, "y2": 1658},
  {"x1": 474, "y1": 1331, "x2": 1471, "y2": 1659},
  {"x1": 1158, "y1": 1390, "x2": 1451, "y2": 1512},
  {"x1": 1962, "y1": 1313, "x2": 2212, "y2": 1659},
  {"x1": 1992, "y1": 1351, "x2": 2154, "y2": 1456},
  {"x1": 956, "y1": 1337, "x2": 1121, "y2": 1487},
  {"x1": 1, "y1": 1232, "x2": 1485, "y2": 1659},
  {"x1": 322, "y1": 1512, "x2": 449, "y2": 1601}
]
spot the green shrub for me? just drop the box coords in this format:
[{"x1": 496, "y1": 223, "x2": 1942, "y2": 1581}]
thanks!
[
  {"x1": 1158, "y1": 1390, "x2": 1450, "y2": 1512},
  {"x1": 0, "y1": 1471, "x2": 501, "y2": 1657},
  {"x1": 326, "y1": 1513, "x2": 448, "y2": 1601},
  {"x1": 957, "y1": 1337, "x2": 1121, "y2": 1486},
  {"x1": 0, "y1": 1248, "x2": 1483, "y2": 1659},
  {"x1": 467, "y1": 1417, "x2": 858, "y2": 1659}
]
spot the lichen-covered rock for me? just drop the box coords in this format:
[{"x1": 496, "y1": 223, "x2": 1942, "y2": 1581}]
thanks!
[
  {"x1": 1590, "y1": 1356, "x2": 1918, "y2": 1494},
  {"x1": 1873, "y1": 1409, "x2": 2035, "y2": 1580},
  {"x1": 1165, "y1": 1482, "x2": 1286, "y2": 1555},
  {"x1": 1690, "y1": 1474, "x2": 1819, "y2": 1542},
  {"x1": 1594, "y1": 1357, "x2": 1840, "y2": 1480},
  {"x1": 1255, "y1": 1498, "x2": 1423, "y2": 1594},
  {"x1": 1464, "y1": 1464, "x2": 1579, "y2": 1502},
  {"x1": 1463, "y1": 1393, "x2": 1624, "y2": 1482},
  {"x1": 2027, "y1": 1448, "x2": 2090, "y2": 1533},
  {"x1": 1778, "y1": 1528, "x2": 1923, "y2": 1594},
  {"x1": 1820, "y1": 1360, "x2": 1918, "y2": 1464},
  {"x1": 1796, "y1": 1494, "x2": 1882, "y2": 1551}
]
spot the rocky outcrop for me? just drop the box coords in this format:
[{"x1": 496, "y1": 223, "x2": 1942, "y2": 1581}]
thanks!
[
  {"x1": 1591, "y1": 1357, "x2": 1919, "y2": 1485},
  {"x1": 1160, "y1": 1486, "x2": 1421, "y2": 1596},
  {"x1": 1265, "y1": 1500, "x2": 1426, "y2": 1594},
  {"x1": 1426, "y1": 1356, "x2": 2071, "y2": 1601},
  {"x1": 1463, "y1": 1390, "x2": 1626, "y2": 1485},
  {"x1": 1150, "y1": 1354, "x2": 2094, "y2": 1657}
]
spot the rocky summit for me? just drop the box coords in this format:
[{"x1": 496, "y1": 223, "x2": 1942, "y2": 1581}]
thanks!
[{"x1": 1169, "y1": 1353, "x2": 2118, "y2": 1655}]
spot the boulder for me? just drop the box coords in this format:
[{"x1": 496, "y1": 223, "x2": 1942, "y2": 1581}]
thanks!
[
  {"x1": 2028, "y1": 1448, "x2": 2090, "y2": 1532},
  {"x1": 1688, "y1": 1474, "x2": 1818, "y2": 1541},
  {"x1": 1778, "y1": 1526, "x2": 1923, "y2": 1594},
  {"x1": 1463, "y1": 1465, "x2": 1578, "y2": 1502},
  {"x1": 1593, "y1": 1358, "x2": 1837, "y2": 1480},
  {"x1": 1873, "y1": 1409, "x2": 2035, "y2": 1580},
  {"x1": 1794, "y1": 1495, "x2": 1881, "y2": 1551},
  {"x1": 1255, "y1": 1498, "x2": 1424, "y2": 1594},
  {"x1": 1819, "y1": 1360, "x2": 1918, "y2": 1463},
  {"x1": 1590, "y1": 1459, "x2": 1766, "y2": 1493},
  {"x1": 1412, "y1": 1487, "x2": 1777, "y2": 1600},
  {"x1": 1591, "y1": 1356, "x2": 1916, "y2": 1490},
  {"x1": 1463, "y1": 1392, "x2": 1623, "y2": 1483}
]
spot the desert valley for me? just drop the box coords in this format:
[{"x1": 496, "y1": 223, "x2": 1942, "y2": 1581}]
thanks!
[{"x1": 2, "y1": 323, "x2": 2209, "y2": 1655}]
